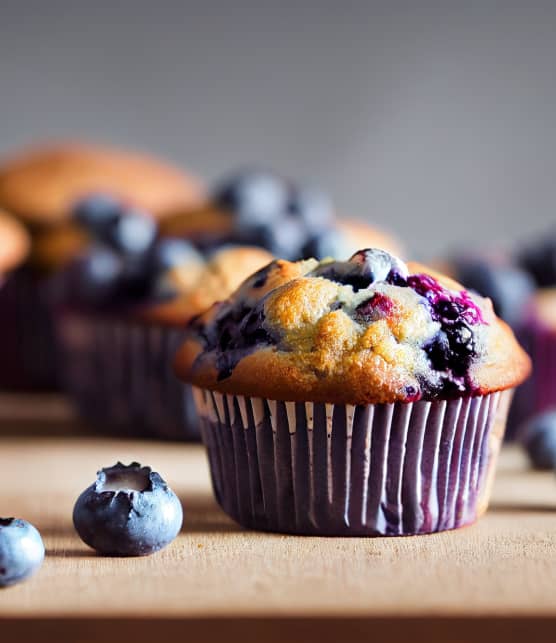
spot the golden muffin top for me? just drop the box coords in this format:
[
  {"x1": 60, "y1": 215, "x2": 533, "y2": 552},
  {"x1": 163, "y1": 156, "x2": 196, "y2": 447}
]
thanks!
[
  {"x1": 0, "y1": 141, "x2": 204, "y2": 226},
  {"x1": 175, "y1": 248, "x2": 531, "y2": 405}
]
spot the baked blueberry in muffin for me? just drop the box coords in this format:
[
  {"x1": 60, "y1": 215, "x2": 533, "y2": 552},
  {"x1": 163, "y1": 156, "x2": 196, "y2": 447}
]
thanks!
[{"x1": 176, "y1": 248, "x2": 530, "y2": 536}]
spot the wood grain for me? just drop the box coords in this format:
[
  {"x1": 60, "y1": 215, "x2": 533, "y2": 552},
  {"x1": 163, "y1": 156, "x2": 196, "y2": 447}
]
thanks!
[{"x1": 0, "y1": 395, "x2": 555, "y2": 642}]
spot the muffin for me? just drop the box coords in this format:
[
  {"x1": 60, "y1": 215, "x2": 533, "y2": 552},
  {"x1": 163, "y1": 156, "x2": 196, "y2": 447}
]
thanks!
[
  {"x1": 159, "y1": 168, "x2": 402, "y2": 260},
  {"x1": 175, "y1": 248, "x2": 530, "y2": 536},
  {"x1": 0, "y1": 140, "x2": 203, "y2": 389},
  {"x1": 0, "y1": 211, "x2": 29, "y2": 279},
  {"x1": 55, "y1": 195, "x2": 272, "y2": 440}
]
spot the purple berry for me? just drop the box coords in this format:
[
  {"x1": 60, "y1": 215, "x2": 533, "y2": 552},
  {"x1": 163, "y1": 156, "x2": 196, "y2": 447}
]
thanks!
[
  {"x1": 0, "y1": 518, "x2": 45, "y2": 587},
  {"x1": 521, "y1": 411, "x2": 556, "y2": 470},
  {"x1": 73, "y1": 462, "x2": 183, "y2": 556}
]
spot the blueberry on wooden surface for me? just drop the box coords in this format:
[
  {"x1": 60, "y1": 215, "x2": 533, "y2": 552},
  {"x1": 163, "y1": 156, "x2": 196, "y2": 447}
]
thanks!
[
  {"x1": 73, "y1": 462, "x2": 183, "y2": 556},
  {"x1": 0, "y1": 518, "x2": 45, "y2": 587}
]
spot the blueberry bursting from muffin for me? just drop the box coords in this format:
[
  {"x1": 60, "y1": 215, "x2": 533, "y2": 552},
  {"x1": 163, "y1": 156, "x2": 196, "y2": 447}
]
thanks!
[{"x1": 189, "y1": 248, "x2": 490, "y2": 400}]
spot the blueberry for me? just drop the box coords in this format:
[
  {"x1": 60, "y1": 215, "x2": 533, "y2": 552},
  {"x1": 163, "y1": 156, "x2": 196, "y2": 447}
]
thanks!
[
  {"x1": 520, "y1": 411, "x2": 556, "y2": 470},
  {"x1": 73, "y1": 193, "x2": 123, "y2": 234},
  {"x1": 519, "y1": 234, "x2": 556, "y2": 287},
  {"x1": 288, "y1": 186, "x2": 334, "y2": 235},
  {"x1": 73, "y1": 462, "x2": 183, "y2": 557},
  {"x1": 65, "y1": 247, "x2": 124, "y2": 306},
  {"x1": 453, "y1": 256, "x2": 535, "y2": 327},
  {"x1": 0, "y1": 518, "x2": 45, "y2": 587},
  {"x1": 246, "y1": 217, "x2": 306, "y2": 260},
  {"x1": 150, "y1": 238, "x2": 204, "y2": 273},
  {"x1": 104, "y1": 210, "x2": 157, "y2": 256},
  {"x1": 302, "y1": 227, "x2": 353, "y2": 260},
  {"x1": 214, "y1": 169, "x2": 289, "y2": 229},
  {"x1": 349, "y1": 248, "x2": 408, "y2": 283}
]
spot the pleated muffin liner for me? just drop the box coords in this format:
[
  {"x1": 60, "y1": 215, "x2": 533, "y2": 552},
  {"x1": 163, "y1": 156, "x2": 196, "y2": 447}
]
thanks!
[
  {"x1": 0, "y1": 268, "x2": 59, "y2": 390},
  {"x1": 193, "y1": 388, "x2": 511, "y2": 536},
  {"x1": 56, "y1": 310, "x2": 200, "y2": 441}
]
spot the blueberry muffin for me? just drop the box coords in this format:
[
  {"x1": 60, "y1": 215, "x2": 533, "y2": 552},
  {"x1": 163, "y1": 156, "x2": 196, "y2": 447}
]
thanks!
[
  {"x1": 55, "y1": 195, "x2": 272, "y2": 440},
  {"x1": 0, "y1": 140, "x2": 203, "y2": 389},
  {"x1": 159, "y1": 168, "x2": 402, "y2": 261},
  {"x1": 175, "y1": 248, "x2": 530, "y2": 535}
]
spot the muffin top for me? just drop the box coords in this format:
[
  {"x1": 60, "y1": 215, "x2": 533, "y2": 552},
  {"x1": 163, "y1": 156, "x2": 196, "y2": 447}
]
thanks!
[
  {"x1": 159, "y1": 168, "x2": 402, "y2": 261},
  {"x1": 0, "y1": 211, "x2": 30, "y2": 274},
  {"x1": 175, "y1": 248, "x2": 531, "y2": 404},
  {"x1": 0, "y1": 141, "x2": 204, "y2": 226}
]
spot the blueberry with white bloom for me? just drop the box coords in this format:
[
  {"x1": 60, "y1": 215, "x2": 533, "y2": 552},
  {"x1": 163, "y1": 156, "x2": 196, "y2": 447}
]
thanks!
[
  {"x1": 150, "y1": 238, "x2": 204, "y2": 273},
  {"x1": 349, "y1": 248, "x2": 408, "y2": 283},
  {"x1": 302, "y1": 226, "x2": 353, "y2": 260},
  {"x1": 0, "y1": 518, "x2": 45, "y2": 587},
  {"x1": 105, "y1": 209, "x2": 157, "y2": 256},
  {"x1": 288, "y1": 185, "x2": 334, "y2": 235},
  {"x1": 521, "y1": 411, "x2": 556, "y2": 471},
  {"x1": 73, "y1": 462, "x2": 183, "y2": 556}
]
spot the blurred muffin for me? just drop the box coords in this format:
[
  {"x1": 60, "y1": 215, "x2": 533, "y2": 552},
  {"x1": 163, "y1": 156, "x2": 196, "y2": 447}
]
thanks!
[
  {"x1": 55, "y1": 195, "x2": 272, "y2": 440},
  {"x1": 176, "y1": 248, "x2": 530, "y2": 536},
  {"x1": 0, "y1": 211, "x2": 29, "y2": 278},
  {"x1": 160, "y1": 168, "x2": 402, "y2": 261},
  {"x1": 0, "y1": 140, "x2": 204, "y2": 389}
]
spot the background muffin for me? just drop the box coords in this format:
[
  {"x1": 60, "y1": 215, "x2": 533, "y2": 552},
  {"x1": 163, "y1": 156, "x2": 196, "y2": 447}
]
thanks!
[
  {"x1": 56, "y1": 195, "x2": 272, "y2": 440},
  {"x1": 160, "y1": 168, "x2": 402, "y2": 261},
  {"x1": 177, "y1": 248, "x2": 530, "y2": 536},
  {"x1": 0, "y1": 140, "x2": 204, "y2": 390},
  {"x1": 0, "y1": 211, "x2": 29, "y2": 278}
]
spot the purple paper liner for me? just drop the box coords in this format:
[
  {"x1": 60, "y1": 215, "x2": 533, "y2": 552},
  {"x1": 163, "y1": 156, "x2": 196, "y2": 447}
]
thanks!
[
  {"x1": 193, "y1": 389, "x2": 511, "y2": 536},
  {"x1": 56, "y1": 311, "x2": 200, "y2": 441},
  {"x1": 0, "y1": 268, "x2": 59, "y2": 390}
]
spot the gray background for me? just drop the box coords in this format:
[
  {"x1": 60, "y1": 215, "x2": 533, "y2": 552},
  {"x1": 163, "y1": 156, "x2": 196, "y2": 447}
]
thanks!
[{"x1": 0, "y1": 1, "x2": 554, "y2": 259}]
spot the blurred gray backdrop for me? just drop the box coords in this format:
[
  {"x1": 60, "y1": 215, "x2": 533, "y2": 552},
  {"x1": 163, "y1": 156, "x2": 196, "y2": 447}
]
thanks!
[{"x1": 0, "y1": 1, "x2": 554, "y2": 259}]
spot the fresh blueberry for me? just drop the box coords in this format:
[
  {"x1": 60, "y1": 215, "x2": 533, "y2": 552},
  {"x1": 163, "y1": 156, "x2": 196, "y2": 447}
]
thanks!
[
  {"x1": 104, "y1": 210, "x2": 157, "y2": 256},
  {"x1": 150, "y1": 238, "x2": 204, "y2": 273},
  {"x1": 214, "y1": 169, "x2": 289, "y2": 229},
  {"x1": 520, "y1": 411, "x2": 556, "y2": 470},
  {"x1": 519, "y1": 234, "x2": 556, "y2": 287},
  {"x1": 65, "y1": 247, "x2": 124, "y2": 306},
  {"x1": 73, "y1": 194, "x2": 123, "y2": 234},
  {"x1": 452, "y1": 255, "x2": 535, "y2": 327},
  {"x1": 288, "y1": 185, "x2": 334, "y2": 235},
  {"x1": 302, "y1": 226, "x2": 353, "y2": 260},
  {"x1": 0, "y1": 518, "x2": 45, "y2": 587},
  {"x1": 73, "y1": 462, "x2": 183, "y2": 556}
]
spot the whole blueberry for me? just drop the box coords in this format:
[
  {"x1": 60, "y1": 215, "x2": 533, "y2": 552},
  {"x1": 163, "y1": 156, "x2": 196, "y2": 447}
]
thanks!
[
  {"x1": 73, "y1": 194, "x2": 123, "y2": 234},
  {"x1": 0, "y1": 518, "x2": 45, "y2": 587},
  {"x1": 73, "y1": 462, "x2": 183, "y2": 556},
  {"x1": 519, "y1": 234, "x2": 556, "y2": 287},
  {"x1": 104, "y1": 209, "x2": 157, "y2": 256},
  {"x1": 150, "y1": 238, "x2": 204, "y2": 273},
  {"x1": 288, "y1": 186, "x2": 334, "y2": 235},
  {"x1": 521, "y1": 411, "x2": 556, "y2": 471},
  {"x1": 453, "y1": 256, "x2": 535, "y2": 327},
  {"x1": 214, "y1": 169, "x2": 289, "y2": 229},
  {"x1": 302, "y1": 226, "x2": 353, "y2": 260},
  {"x1": 65, "y1": 247, "x2": 124, "y2": 306}
]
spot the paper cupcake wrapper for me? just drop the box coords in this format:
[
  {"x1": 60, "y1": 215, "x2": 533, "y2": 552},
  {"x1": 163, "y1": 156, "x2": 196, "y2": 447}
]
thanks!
[
  {"x1": 57, "y1": 311, "x2": 200, "y2": 441},
  {"x1": 0, "y1": 268, "x2": 59, "y2": 390},
  {"x1": 193, "y1": 389, "x2": 509, "y2": 536}
]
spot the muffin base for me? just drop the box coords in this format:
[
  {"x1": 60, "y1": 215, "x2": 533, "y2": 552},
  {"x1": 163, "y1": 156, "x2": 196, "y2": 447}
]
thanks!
[
  {"x1": 193, "y1": 390, "x2": 510, "y2": 536},
  {"x1": 57, "y1": 311, "x2": 199, "y2": 441},
  {"x1": 0, "y1": 268, "x2": 59, "y2": 390}
]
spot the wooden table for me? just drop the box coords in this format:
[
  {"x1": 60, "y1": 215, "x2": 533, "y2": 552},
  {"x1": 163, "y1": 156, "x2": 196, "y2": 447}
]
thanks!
[{"x1": 0, "y1": 395, "x2": 555, "y2": 643}]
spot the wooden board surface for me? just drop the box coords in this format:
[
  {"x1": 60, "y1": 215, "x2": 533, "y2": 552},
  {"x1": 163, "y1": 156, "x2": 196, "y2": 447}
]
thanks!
[{"x1": 0, "y1": 395, "x2": 555, "y2": 642}]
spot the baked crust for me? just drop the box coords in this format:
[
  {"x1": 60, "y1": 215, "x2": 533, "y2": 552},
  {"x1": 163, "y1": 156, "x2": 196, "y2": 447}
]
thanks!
[
  {"x1": 0, "y1": 141, "x2": 204, "y2": 226},
  {"x1": 175, "y1": 255, "x2": 531, "y2": 404}
]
